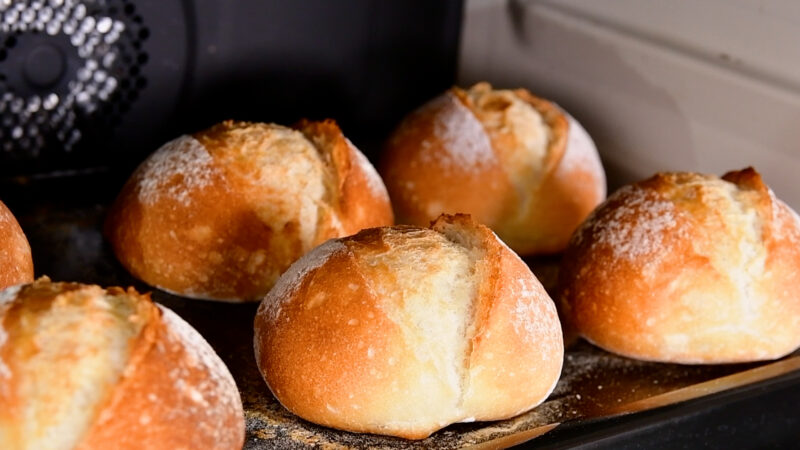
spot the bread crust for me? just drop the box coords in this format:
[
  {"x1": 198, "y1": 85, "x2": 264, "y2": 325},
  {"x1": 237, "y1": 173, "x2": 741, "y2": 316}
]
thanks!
[
  {"x1": 558, "y1": 168, "x2": 800, "y2": 363},
  {"x1": 0, "y1": 201, "x2": 33, "y2": 289},
  {"x1": 105, "y1": 119, "x2": 393, "y2": 301},
  {"x1": 0, "y1": 278, "x2": 244, "y2": 450},
  {"x1": 380, "y1": 82, "x2": 605, "y2": 255},
  {"x1": 254, "y1": 214, "x2": 563, "y2": 439}
]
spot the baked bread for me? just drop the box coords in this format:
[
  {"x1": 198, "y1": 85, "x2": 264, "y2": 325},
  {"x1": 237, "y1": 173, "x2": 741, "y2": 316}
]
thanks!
[
  {"x1": 0, "y1": 278, "x2": 244, "y2": 449},
  {"x1": 105, "y1": 119, "x2": 394, "y2": 301},
  {"x1": 0, "y1": 200, "x2": 33, "y2": 290},
  {"x1": 254, "y1": 214, "x2": 563, "y2": 439},
  {"x1": 558, "y1": 168, "x2": 800, "y2": 364},
  {"x1": 380, "y1": 82, "x2": 606, "y2": 255}
]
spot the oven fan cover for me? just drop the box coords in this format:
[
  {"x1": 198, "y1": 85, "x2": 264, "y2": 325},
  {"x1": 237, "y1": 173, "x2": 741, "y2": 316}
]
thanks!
[
  {"x1": 0, "y1": 0, "x2": 150, "y2": 169},
  {"x1": 0, "y1": 1, "x2": 461, "y2": 179}
]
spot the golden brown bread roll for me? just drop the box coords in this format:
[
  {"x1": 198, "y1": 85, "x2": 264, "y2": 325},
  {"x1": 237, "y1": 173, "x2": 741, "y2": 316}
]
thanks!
[
  {"x1": 380, "y1": 82, "x2": 606, "y2": 255},
  {"x1": 105, "y1": 119, "x2": 394, "y2": 301},
  {"x1": 0, "y1": 200, "x2": 33, "y2": 290},
  {"x1": 254, "y1": 214, "x2": 563, "y2": 439},
  {"x1": 558, "y1": 168, "x2": 800, "y2": 364},
  {"x1": 0, "y1": 278, "x2": 244, "y2": 450}
]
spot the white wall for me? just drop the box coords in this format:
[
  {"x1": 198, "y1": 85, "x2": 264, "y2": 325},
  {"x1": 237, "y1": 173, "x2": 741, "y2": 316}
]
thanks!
[{"x1": 460, "y1": 0, "x2": 800, "y2": 209}]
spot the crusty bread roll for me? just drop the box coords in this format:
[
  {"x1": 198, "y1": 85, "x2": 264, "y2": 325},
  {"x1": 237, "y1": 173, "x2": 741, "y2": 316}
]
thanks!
[
  {"x1": 0, "y1": 200, "x2": 33, "y2": 290},
  {"x1": 380, "y1": 82, "x2": 606, "y2": 255},
  {"x1": 105, "y1": 119, "x2": 394, "y2": 301},
  {"x1": 254, "y1": 214, "x2": 563, "y2": 439},
  {"x1": 558, "y1": 168, "x2": 800, "y2": 364},
  {"x1": 0, "y1": 278, "x2": 244, "y2": 450}
]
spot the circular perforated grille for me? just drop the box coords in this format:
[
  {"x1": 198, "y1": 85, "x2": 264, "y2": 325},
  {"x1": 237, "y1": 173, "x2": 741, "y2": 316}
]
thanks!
[{"x1": 0, "y1": 0, "x2": 148, "y2": 157}]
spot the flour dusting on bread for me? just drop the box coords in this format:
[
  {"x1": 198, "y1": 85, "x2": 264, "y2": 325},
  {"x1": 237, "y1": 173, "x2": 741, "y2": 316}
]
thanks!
[
  {"x1": 260, "y1": 239, "x2": 348, "y2": 322},
  {"x1": 577, "y1": 185, "x2": 679, "y2": 260},
  {"x1": 158, "y1": 306, "x2": 241, "y2": 421},
  {"x1": 512, "y1": 277, "x2": 557, "y2": 349},
  {"x1": 136, "y1": 135, "x2": 216, "y2": 206},
  {"x1": 350, "y1": 141, "x2": 390, "y2": 200},
  {"x1": 559, "y1": 168, "x2": 800, "y2": 364},
  {"x1": 0, "y1": 284, "x2": 23, "y2": 378},
  {"x1": 0, "y1": 284, "x2": 22, "y2": 307},
  {"x1": 253, "y1": 216, "x2": 564, "y2": 439},
  {"x1": 423, "y1": 93, "x2": 495, "y2": 172},
  {"x1": 771, "y1": 192, "x2": 800, "y2": 244},
  {"x1": 558, "y1": 112, "x2": 607, "y2": 198}
]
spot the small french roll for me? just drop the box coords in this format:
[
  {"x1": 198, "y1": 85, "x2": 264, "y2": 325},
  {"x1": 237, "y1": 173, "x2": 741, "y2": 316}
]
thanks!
[
  {"x1": 380, "y1": 82, "x2": 606, "y2": 255},
  {"x1": 254, "y1": 214, "x2": 563, "y2": 439},
  {"x1": 105, "y1": 119, "x2": 394, "y2": 302},
  {"x1": 0, "y1": 200, "x2": 33, "y2": 290},
  {"x1": 0, "y1": 278, "x2": 244, "y2": 450},
  {"x1": 558, "y1": 168, "x2": 800, "y2": 364}
]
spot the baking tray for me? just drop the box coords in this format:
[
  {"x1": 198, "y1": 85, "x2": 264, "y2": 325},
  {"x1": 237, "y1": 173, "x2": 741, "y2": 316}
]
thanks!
[{"x1": 7, "y1": 175, "x2": 800, "y2": 449}]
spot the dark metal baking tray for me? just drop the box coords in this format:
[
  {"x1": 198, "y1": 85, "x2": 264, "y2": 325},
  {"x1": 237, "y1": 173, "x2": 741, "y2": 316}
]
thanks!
[{"x1": 6, "y1": 174, "x2": 800, "y2": 449}]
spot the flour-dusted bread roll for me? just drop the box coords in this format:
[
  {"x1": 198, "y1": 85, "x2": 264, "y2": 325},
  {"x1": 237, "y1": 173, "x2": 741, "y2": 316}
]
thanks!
[
  {"x1": 254, "y1": 214, "x2": 563, "y2": 439},
  {"x1": 380, "y1": 82, "x2": 606, "y2": 255},
  {"x1": 559, "y1": 168, "x2": 800, "y2": 364},
  {"x1": 106, "y1": 119, "x2": 394, "y2": 301},
  {"x1": 0, "y1": 278, "x2": 244, "y2": 450},
  {"x1": 0, "y1": 200, "x2": 33, "y2": 290}
]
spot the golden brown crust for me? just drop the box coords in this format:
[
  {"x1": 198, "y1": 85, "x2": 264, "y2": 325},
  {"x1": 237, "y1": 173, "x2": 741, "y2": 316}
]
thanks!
[
  {"x1": 254, "y1": 214, "x2": 562, "y2": 439},
  {"x1": 255, "y1": 242, "x2": 409, "y2": 435},
  {"x1": 0, "y1": 279, "x2": 244, "y2": 450},
  {"x1": 507, "y1": 88, "x2": 568, "y2": 176},
  {"x1": 105, "y1": 119, "x2": 393, "y2": 301},
  {"x1": 448, "y1": 216, "x2": 564, "y2": 420},
  {"x1": 558, "y1": 168, "x2": 800, "y2": 363},
  {"x1": 80, "y1": 305, "x2": 244, "y2": 450},
  {"x1": 0, "y1": 279, "x2": 94, "y2": 449},
  {"x1": 0, "y1": 201, "x2": 33, "y2": 290},
  {"x1": 503, "y1": 101, "x2": 605, "y2": 254},
  {"x1": 380, "y1": 88, "x2": 513, "y2": 228},
  {"x1": 295, "y1": 119, "x2": 394, "y2": 234},
  {"x1": 380, "y1": 82, "x2": 605, "y2": 255}
]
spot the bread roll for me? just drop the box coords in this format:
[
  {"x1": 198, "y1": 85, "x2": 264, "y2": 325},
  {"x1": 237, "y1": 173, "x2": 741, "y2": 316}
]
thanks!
[
  {"x1": 558, "y1": 168, "x2": 800, "y2": 363},
  {"x1": 0, "y1": 200, "x2": 33, "y2": 290},
  {"x1": 254, "y1": 214, "x2": 563, "y2": 439},
  {"x1": 105, "y1": 119, "x2": 393, "y2": 301},
  {"x1": 380, "y1": 82, "x2": 606, "y2": 255},
  {"x1": 0, "y1": 278, "x2": 244, "y2": 450}
]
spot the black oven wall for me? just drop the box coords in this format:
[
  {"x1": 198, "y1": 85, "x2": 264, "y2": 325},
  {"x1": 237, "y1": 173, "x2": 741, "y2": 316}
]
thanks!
[{"x1": 0, "y1": 0, "x2": 462, "y2": 180}]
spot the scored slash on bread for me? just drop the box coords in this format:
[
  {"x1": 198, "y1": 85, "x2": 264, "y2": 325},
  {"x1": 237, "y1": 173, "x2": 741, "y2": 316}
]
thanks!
[
  {"x1": 0, "y1": 278, "x2": 244, "y2": 450},
  {"x1": 380, "y1": 82, "x2": 606, "y2": 256},
  {"x1": 254, "y1": 214, "x2": 563, "y2": 439},
  {"x1": 105, "y1": 119, "x2": 393, "y2": 302},
  {"x1": 558, "y1": 167, "x2": 800, "y2": 364}
]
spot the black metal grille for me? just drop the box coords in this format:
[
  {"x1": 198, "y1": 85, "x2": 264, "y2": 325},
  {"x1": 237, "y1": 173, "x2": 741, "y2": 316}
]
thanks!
[{"x1": 0, "y1": 0, "x2": 148, "y2": 158}]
